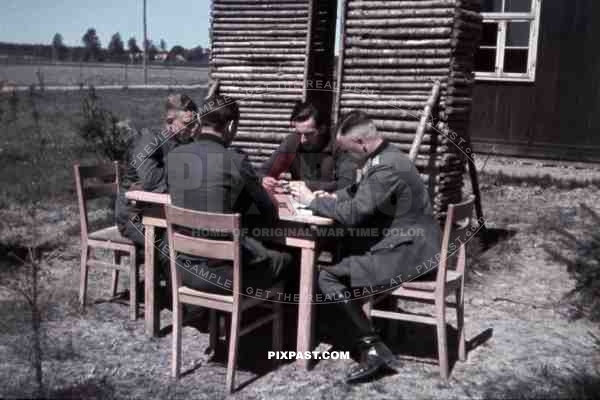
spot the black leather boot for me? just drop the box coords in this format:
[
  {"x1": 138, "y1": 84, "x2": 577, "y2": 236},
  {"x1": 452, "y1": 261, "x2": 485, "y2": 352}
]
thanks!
[
  {"x1": 330, "y1": 293, "x2": 400, "y2": 384},
  {"x1": 346, "y1": 335, "x2": 399, "y2": 384}
]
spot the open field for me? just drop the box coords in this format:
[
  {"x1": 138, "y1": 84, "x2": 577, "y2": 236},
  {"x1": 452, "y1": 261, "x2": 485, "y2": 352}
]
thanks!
[
  {"x1": 1, "y1": 89, "x2": 600, "y2": 399},
  {"x1": 0, "y1": 62, "x2": 209, "y2": 87}
]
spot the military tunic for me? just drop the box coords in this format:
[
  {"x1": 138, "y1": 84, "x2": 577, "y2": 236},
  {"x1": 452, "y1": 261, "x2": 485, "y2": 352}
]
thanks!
[{"x1": 309, "y1": 140, "x2": 442, "y2": 291}]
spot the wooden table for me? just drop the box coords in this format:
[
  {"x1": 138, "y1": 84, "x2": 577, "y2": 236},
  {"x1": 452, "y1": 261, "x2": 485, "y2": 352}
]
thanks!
[{"x1": 125, "y1": 190, "x2": 334, "y2": 370}]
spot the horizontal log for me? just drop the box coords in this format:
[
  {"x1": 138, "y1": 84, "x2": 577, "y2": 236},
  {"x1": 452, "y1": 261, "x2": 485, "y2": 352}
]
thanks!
[
  {"x1": 343, "y1": 74, "x2": 449, "y2": 83},
  {"x1": 240, "y1": 121, "x2": 290, "y2": 129},
  {"x1": 212, "y1": 23, "x2": 307, "y2": 31},
  {"x1": 238, "y1": 125, "x2": 292, "y2": 132},
  {"x1": 345, "y1": 48, "x2": 453, "y2": 57},
  {"x1": 343, "y1": 66, "x2": 452, "y2": 74},
  {"x1": 341, "y1": 99, "x2": 429, "y2": 109},
  {"x1": 211, "y1": 58, "x2": 305, "y2": 66},
  {"x1": 230, "y1": 141, "x2": 280, "y2": 149},
  {"x1": 211, "y1": 17, "x2": 308, "y2": 24},
  {"x1": 229, "y1": 146, "x2": 276, "y2": 156},
  {"x1": 347, "y1": 0, "x2": 463, "y2": 9},
  {"x1": 344, "y1": 58, "x2": 452, "y2": 67},
  {"x1": 221, "y1": 81, "x2": 304, "y2": 90},
  {"x1": 212, "y1": 48, "x2": 307, "y2": 56},
  {"x1": 210, "y1": 9, "x2": 309, "y2": 17},
  {"x1": 212, "y1": 40, "x2": 306, "y2": 48},
  {"x1": 340, "y1": 107, "x2": 438, "y2": 122},
  {"x1": 212, "y1": 29, "x2": 307, "y2": 37},
  {"x1": 213, "y1": 2, "x2": 307, "y2": 10},
  {"x1": 221, "y1": 86, "x2": 303, "y2": 95},
  {"x1": 345, "y1": 37, "x2": 453, "y2": 49},
  {"x1": 236, "y1": 131, "x2": 289, "y2": 141},
  {"x1": 346, "y1": 17, "x2": 454, "y2": 28},
  {"x1": 239, "y1": 106, "x2": 291, "y2": 114},
  {"x1": 239, "y1": 118, "x2": 290, "y2": 127},
  {"x1": 213, "y1": 54, "x2": 306, "y2": 61},
  {"x1": 236, "y1": 100, "x2": 298, "y2": 108},
  {"x1": 222, "y1": 93, "x2": 302, "y2": 101},
  {"x1": 346, "y1": 27, "x2": 453, "y2": 38},
  {"x1": 214, "y1": 66, "x2": 304, "y2": 73},
  {"x1": 212, "y1": 54, "x2": 306, "y2": 62},
  {"x1": 211, "y1": 72, "x2": 304, "y2": 81},
  {"x1": 240, "y1": 112, "x2": 291, "y2": 121}
]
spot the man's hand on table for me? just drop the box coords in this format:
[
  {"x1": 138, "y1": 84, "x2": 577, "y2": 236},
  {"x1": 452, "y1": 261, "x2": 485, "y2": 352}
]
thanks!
[
  {"x1": 289, "y1": 181, "x2": 316, "y2": 206},
  {"x1": 313, "y1": 190, "x2": 337, "y2": 200},
  {"x1": 261, "y1": 176, "x2": 279, "y2": 192}
]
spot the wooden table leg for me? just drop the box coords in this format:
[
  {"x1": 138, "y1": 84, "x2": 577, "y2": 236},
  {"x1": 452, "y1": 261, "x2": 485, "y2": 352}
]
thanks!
[
  {"x1": 296, "y1": 246, "x2": 316, "y2": 370},
  {"x1": 144, "y1": 224, "x2": 159, "y2": 337}
]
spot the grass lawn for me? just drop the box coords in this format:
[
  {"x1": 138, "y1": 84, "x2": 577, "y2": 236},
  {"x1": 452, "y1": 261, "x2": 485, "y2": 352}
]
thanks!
[
  {"x1": 0, "y1": 89, "x2": 599, "y2": 399},
  {"x1": 0, "y1": 63, "x2": 208, "y2": 87}
]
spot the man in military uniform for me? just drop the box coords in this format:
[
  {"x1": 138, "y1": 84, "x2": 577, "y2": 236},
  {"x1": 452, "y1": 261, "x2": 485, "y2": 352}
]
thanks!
[
  {"x1": 167, "y1": 94, "x2": 292, "y2": 294},
  {"x1": 291, "y1": 110, "x2": 442, "y2": 383},
  {"x1": 260, "y1": 101, "x2": 356, "y2": 192},
  {"x1": 115, "y1": 94, "x2": 200, "y2": 248}
]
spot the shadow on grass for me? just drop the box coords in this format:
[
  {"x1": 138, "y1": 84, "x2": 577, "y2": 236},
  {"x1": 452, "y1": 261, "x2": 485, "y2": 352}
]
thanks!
[
  {"x1": 465, "y1": 227, "x2": 518, "y2": 282},
  {"x1": 543, "y1": 203, "x2": 600, "y2": 321},
  {"x1": 481, "y1": 365, "x2": 600, "y2": 400},
  {"x1": 383, "y1": 320, "x2": 492, "y2": 375},
  {"x1": 48, "y1": 377, "x2": 116, "y2": 400},
  {"x1": 157, "y1": 302, "x2": 300, "y2": 389}
]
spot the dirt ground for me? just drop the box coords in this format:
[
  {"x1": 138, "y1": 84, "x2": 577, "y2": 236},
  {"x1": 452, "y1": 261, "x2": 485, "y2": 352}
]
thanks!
[
  {"x1": 1, "y1": 89, "x2": 599, "y2": 399},
  {"x1": 1, "y1": 163, "x2": 600, "y2": 399}
]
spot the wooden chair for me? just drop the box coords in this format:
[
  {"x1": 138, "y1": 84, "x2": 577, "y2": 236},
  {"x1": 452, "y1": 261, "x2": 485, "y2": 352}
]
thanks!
[
  {"x1": 165, "y1": 205, "x2": 284, "y2": 393},
  {"x1": 74, "y1": 162, "x2": 138, "y2": 320},
  {"x1": 366, "y1": 196, "x2": 475, "y2": 380}
]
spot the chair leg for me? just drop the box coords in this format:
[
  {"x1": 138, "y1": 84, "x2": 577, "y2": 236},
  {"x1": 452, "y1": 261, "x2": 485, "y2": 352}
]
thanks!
[
  {"x1": 226, "y1": 307, "x2": 241, "y2": 394},
  {"x1": 456, "y1": 287, "x2": 466, "y2": 362},
  {"x1": 436, "y1": 296, "x2": 449, "y2": 380},
  {"x1": 129, "y1": 250, "x2": 138, "y2": 321},
  {"x1": 111, "y1": 252, "x2": 121, "y2": 297},
  {"x1": 79, "y1": 245, "x2": 90, "y2": 308},
  {"x1": 172, "y1": 299, "x2": 183, "y2": 379},
  {"x1": 272, "y1": 301, "x2": 284, "y2": 363},
  {"x1": 209, "y1": 310, "x2": 218, "y2": 352},
  {"x1": 386, "y1": 296, "x2": 399, "y2": 344}
]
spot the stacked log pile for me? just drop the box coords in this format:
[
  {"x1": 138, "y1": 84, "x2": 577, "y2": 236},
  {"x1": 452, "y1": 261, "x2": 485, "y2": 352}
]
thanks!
[
  {"x1": 335, "y1": 0, "x2": 482, "y2": 216},
  {"x1": 209, "y1": 0, "x2": 337, "y2": 162}
]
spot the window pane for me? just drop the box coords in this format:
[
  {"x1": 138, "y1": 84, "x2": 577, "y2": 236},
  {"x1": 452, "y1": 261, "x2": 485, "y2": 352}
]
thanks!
[
  {"x1": 475, "y1": 48, "x2": 496, "y2": 72},
  {"x1": 481, "y1": 0, "x2": 502, "y2": 12},
  {"x1": 505, "y1": 0, "x2": 532, "y2": 12},
  {"x1": 481, "y1": 22, "x2": 499, "y2": 46},
  {"x1": 504, "y1": 49, "x2": 528, "y2": 73},
  {"x1": 506, "y1": 22, "x2": 531, "y2": 47}
]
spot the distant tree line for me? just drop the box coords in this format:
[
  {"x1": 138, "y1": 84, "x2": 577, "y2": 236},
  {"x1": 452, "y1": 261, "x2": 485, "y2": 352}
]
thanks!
[{"x1": 0, "y1": 28, "x2": 210, "y2": 65}]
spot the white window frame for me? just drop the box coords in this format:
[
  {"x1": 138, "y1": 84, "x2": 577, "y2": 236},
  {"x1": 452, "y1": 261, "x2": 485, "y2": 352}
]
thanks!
[{"x1": 475, "y1": 0, "x2": 542, "y2": 82}]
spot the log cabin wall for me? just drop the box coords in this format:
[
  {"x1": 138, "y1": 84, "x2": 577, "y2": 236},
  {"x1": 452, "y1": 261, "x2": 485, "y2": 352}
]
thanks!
[
  {"x1": 470, "y1": 0, "x2": 600, "y2": 162},
  {"x1": 335, "y1": 0, "x2": 482, "y2": 217},
  {"x1": 209, "y1": 0, "x2": 337, "y2": 164}
]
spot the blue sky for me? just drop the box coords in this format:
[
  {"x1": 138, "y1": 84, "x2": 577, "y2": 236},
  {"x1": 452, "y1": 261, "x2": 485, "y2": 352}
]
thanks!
[
  {"x1": 0, "y1": 0, "x2": 212, "y2": 49},
  {"x1": 0, "y1": 0, "x2": 341, "y2": 52}
]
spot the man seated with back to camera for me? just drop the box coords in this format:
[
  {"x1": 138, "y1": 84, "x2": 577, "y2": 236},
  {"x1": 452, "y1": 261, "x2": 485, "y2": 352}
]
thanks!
[
  {"x1": 290, "y1": 110, "x2": 442, "y2": 384},
  {"x1": 260, "y1": 101, "x2": 357, "y2": 194},
  {"x1": 167, "y1": 94, "x2": 293, "y2": 295}
]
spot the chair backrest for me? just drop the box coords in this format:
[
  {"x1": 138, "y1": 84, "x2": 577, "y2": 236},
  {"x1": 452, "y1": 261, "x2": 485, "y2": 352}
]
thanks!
[
  {"x1": 436, "y1": 195, "x2": 476, "y2": 290},
  {"x1": 165, "y1": 205, "x2": 242, "y2": 299},
  {"x1": 73, "y1": 162, "x2": 120, "y2": 241}
]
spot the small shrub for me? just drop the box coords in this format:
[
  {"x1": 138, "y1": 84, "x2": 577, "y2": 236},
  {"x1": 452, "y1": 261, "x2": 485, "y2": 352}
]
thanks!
[{"x1": 78, "y1": 86, "x2": 138, "y2": 161}]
